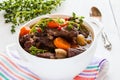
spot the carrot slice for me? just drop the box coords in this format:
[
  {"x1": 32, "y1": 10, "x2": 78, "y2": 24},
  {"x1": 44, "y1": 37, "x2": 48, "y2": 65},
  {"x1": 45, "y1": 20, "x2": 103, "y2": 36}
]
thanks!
[
  {"x1": 54, "y1": 37, "x2": 71, "y2": 50},
  {"x1": 47, "y1": 21, "x2": 59, "y2": 28},
  {"x1": 20, "y1": 26, "x2": 30, "y2": 36}
]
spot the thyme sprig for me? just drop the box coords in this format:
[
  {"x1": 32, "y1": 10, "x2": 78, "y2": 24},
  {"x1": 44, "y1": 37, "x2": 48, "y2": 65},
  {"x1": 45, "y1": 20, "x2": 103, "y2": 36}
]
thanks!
[{"x1": 0, "y1": 0, "x2": 64, "y2": 33}]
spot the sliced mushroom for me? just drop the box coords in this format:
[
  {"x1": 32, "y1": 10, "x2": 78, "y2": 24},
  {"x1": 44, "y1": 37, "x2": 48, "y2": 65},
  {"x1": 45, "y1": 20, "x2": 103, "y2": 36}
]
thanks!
[
  {"x1": 77, "y1": 34, "x2": 87, "y2": 46},
  {"x1": 55, "y1": 48, "x2": 67, "y2": 59}
]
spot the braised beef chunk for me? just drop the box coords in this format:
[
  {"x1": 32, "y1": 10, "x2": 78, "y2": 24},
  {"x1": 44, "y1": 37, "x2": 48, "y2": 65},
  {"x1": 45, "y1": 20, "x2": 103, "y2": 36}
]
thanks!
[
  {"x1": 39, "y1": 37, "x2": 55, "y2": 49},
  {"x1": 34, "y1": 31, "x2": 47, "y2": 37},
  {"x1": 24, "y1": 41, "x2": 33, "y2": 51},
  {"x1": 19, "y1": 34, "x2": 32, "y2": 46},
  {"x1": 19, "y1": 34, "x2": 34, "y2": 51},
  {"x1": 36, "y1": 52, "x2": 55, "y2": 59},
  {"x1": 67, "y1": 48, "x2": 86, "y2": 57},
  {"x1": 46, "y1": 28, "x2": 78, "y2": 41},
  {"x1": 33, "y1": 32, "x2": 55, "y2": 49}
]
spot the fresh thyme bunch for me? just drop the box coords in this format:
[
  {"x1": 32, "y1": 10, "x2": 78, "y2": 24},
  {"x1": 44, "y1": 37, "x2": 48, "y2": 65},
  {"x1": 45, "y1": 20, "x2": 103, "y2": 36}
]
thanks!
[{"x1": 0, "y1": 0, "x2": 63, "y2": 33}]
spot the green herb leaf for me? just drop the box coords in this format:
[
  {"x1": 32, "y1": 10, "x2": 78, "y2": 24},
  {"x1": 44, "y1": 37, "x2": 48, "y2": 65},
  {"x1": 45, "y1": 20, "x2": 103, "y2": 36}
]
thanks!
[
  {"x1": 29, "y1": 46, "x2": 47, "y2": 55},
  {"x1": 67, "y1": 24, "x2": 73, "y2": 30},
  {"x1": 11, "y1": 25, "x2": 16, "y2": 33},
  {"x1": 79, "y1": 16, "x2": 85, "y2": 24},
  {"x1": 30, "y1": 18, "x2": 51, "y2": 33},
  {"x1": 72, "y1": 12, "x2": 76, "y2": 19}
]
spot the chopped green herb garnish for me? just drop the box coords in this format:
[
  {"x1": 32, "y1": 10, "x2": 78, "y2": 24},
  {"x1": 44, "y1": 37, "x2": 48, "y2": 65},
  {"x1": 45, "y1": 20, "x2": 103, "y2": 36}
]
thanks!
[
  {"x1": 67, "y1": 21, "x2": 81, "y2": 30},
  {"x1": 67, "y1": 24, "x2": 73, "y2": 30},
  {"x1": 67, "y1": 12, "x2": 85, "y2": 30},
  {"x1": 30, "y1": 18, "x2": 53, "y2": 33},
  {"x1": 29, "y1": 46, "x2": 47, "y2": 55},
  {"x1": 30, "y1": 26, "x2": 37, "y2": 33},
  {"x1": 55, "y1": 18, "x2": 65, "y2": 24},
  {"x1": 72, "y1": 12, "x2": 76, "y2": 19},
  {"x1": 71, "y1": 13, "x2": 84, "y2": 23},
  {"x1": 79, "y1": 16, "x2": 85, "y2": 24}
]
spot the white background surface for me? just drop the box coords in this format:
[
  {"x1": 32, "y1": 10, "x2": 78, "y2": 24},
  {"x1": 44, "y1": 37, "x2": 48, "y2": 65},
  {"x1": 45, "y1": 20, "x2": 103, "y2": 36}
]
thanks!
[
  {"x1": 110, "y1": 0, "x2": 120, "y2": 37},
  {"x1": 0, "y1": 0, "x2": 120, "y2": 80}
]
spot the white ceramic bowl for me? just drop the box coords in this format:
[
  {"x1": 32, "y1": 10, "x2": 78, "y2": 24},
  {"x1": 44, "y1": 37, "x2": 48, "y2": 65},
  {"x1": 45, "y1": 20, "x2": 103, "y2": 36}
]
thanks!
[{"x1": 14, "y1": 14, "x2": 103, "y2": 80}]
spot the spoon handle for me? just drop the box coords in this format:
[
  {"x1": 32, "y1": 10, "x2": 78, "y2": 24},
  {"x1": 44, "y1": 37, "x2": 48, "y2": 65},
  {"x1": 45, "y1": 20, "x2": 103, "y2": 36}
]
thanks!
[{"x1": 101, "y1": 31, "x2": 112, "y2": 51}]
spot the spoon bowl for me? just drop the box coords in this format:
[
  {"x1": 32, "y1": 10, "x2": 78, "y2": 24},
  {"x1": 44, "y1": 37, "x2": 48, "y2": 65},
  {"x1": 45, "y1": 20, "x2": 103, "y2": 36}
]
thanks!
[{"x1": 90, "y1": 7, "x2": 102, "y2": 17}]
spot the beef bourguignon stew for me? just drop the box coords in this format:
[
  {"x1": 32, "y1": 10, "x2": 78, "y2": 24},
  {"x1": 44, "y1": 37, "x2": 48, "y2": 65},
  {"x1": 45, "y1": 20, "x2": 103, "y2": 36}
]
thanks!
[{"x1": 19, "y1": 13, "x2": 93, "y2": 59}]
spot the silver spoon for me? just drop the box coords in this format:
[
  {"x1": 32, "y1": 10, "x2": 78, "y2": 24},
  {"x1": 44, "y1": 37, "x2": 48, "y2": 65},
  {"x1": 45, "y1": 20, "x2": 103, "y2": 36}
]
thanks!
[{"x1": 90, "y1": 6, "x2": 112, "y2": 51}]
